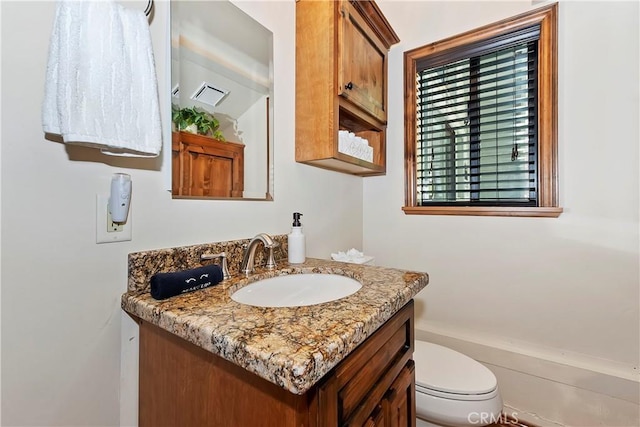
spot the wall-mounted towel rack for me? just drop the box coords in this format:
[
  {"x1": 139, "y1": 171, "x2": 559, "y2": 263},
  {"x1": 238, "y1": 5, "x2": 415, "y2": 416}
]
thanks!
[{"x1": 144, "y1": 0, "x2": 153, "y2": 17}]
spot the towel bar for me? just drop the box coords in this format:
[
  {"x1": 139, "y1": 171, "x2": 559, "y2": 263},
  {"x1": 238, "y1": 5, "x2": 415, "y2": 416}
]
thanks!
[{"x1": 144, "y1": 0, "x2": 153, "y2": 17}]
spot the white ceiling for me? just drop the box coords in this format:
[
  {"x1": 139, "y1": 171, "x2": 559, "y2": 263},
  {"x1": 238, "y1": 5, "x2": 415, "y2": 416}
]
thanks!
[{"x1": 171, "y1": 1, "x2": 272, "y2": 120}]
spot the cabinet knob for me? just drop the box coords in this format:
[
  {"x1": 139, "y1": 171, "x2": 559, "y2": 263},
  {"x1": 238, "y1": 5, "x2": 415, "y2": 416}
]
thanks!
[{"x1": 345, "y1": 81, "x2": 354, "y2": 90}]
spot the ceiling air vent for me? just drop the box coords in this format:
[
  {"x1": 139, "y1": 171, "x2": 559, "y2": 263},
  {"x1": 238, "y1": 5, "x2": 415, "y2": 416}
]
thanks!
[{"x1": 191, "y1": 82, "x2": 229, "y2": 108}]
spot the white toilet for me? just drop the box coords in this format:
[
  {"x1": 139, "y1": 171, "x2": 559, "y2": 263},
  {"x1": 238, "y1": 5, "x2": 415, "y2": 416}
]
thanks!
[{"x1": 414, "y1": 341, "x2": 503, "y2": 427}]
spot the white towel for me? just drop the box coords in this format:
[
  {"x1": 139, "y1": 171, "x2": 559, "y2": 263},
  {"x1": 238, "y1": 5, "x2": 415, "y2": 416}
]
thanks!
[
  {"x1": 331, "y1": 248, "x2": 375, "y2": 265},
  {"x1": 42, "y1": 0, "x2": 162, "y2": 157}
]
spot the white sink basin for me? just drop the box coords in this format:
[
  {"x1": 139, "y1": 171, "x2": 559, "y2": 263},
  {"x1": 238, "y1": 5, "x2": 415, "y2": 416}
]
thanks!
[{"x1": 231, "y1": 273, "x2": 362, "y2": 307}]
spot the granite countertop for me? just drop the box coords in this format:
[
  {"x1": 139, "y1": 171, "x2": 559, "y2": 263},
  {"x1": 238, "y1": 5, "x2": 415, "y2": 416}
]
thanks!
[{"x1": 121, "y1": 258, "x2": 428, "y2": 395}]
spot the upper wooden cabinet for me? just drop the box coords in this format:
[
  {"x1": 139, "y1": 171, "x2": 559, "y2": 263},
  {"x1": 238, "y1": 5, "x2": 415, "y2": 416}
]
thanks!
[
  {"x1": 296, "y1": 0, "x2": 399, "y2": 176},
  {"x1": 339, "y1": 1, "x2": 396, "y2": 123}
]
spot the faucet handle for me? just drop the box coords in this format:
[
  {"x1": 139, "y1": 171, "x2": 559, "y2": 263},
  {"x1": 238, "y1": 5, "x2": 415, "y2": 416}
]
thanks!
[
  {"x1": 201, "y1": 252, "x2": 231, "y2": 280},
  {"x1": 265, "y1": 242, "x2": 279, "y2": 270}
]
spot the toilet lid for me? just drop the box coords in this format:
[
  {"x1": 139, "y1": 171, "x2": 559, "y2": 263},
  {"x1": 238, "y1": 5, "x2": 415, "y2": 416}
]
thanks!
[{"x1": 414, "y1": 341, "x2": 497, "y2": 395}]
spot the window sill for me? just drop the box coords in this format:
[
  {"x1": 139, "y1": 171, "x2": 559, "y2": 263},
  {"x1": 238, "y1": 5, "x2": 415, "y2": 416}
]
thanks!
[{"x1": 402, "y1": 206, "x2": 563, "y2": 218}]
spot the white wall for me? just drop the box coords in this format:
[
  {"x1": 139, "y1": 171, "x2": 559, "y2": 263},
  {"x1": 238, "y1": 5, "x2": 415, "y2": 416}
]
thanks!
[
  {"x1": 238, "y1": 95, "x2": 269, "y2": 198},
  {"x1": 367, "y1": 1, "x2": 639, "y2": 425},
  {"x1": 0, "y1": 1, "x2": 363, "y2": 425}
]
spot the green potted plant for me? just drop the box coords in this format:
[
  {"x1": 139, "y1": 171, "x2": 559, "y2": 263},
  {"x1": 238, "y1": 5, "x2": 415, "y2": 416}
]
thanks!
[{"x1": 172, "y1": 105, "x2": 225, "y2": 141}]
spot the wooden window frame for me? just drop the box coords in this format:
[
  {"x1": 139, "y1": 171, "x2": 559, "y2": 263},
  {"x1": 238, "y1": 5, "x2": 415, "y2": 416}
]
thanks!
[{"x1": 403, "y1": 4, "x2": 562, "y2": 218}]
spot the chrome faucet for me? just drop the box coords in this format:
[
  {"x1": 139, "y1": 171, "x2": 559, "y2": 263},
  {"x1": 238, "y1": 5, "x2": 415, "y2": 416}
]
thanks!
[{"x1": 240, "y1": 233, "x2": 278, "y2": 275}]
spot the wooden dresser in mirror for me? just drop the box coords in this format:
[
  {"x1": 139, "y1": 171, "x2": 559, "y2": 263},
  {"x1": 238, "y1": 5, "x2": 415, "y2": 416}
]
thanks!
[
  {"x1": 172, "y1": 131, "x2": 244, "y2": 198},
  {"x1": 170, "y1": 1, "x2": 273, "y2": 200}
]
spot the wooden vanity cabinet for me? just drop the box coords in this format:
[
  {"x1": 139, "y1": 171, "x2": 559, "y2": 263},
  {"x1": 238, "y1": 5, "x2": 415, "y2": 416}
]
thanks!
[
  {"x1": 172, "y1": 131, "x2": 244, "y2": 198},
  {"x1": 295, "y1": 0, "x2": 399, "y2": 176},
  {"x1": 138, "y1": 301, "x2": 415, "y2": 427}
]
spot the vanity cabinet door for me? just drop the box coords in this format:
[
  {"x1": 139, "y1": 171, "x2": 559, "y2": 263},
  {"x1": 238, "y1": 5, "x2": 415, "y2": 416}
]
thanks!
[
  {"x1": 361, "y1": 361, "x2": 415, "y2": 427},
  {"x1": 315, "y1": 301, "x2": 415, "y2": 426},
  {"x1": 384, "y1": 361, "x2": 415, "y2": 427},
  {"x1": 338, "y1": 0, "x2": 388, "y2": 123},
  {"x1": 364, "y1": 405, "x2": 385, "y2": 427}
]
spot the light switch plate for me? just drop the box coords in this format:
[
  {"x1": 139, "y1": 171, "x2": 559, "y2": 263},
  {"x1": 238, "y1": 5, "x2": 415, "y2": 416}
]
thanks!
[{"x1": 96, "y1": 194, "x2": 132, "y2": 243}]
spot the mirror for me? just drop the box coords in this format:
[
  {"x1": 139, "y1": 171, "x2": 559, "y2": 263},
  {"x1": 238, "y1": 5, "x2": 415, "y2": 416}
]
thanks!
[{"x1": 171, "y1": 1, "x2": 274, "y2": 200}]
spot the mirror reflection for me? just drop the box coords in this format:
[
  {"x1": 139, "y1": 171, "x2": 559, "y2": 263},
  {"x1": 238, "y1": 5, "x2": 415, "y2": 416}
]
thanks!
[{"x1": 171, "y1": 1, "x2": 274, "y2": 200}]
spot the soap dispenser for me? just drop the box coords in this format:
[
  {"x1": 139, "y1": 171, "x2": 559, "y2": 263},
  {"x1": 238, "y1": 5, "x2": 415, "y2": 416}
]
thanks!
[{"x1": 288, "y1": 212, "x2": 306, "y2": 264}]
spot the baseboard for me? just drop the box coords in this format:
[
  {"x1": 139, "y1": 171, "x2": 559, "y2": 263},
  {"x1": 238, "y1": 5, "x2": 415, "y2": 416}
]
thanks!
[
  {"x1": 415, "y1": 327, "x2": 640, "y2": 426},
  {"x1": 501, "y1": 405, "x2": 564, "y2": 427}
]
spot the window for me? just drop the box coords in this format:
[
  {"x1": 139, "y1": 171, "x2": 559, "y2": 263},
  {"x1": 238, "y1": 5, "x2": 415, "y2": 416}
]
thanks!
[{"x1": 403, "y1": 4, "x2": 562, "y2": 217}]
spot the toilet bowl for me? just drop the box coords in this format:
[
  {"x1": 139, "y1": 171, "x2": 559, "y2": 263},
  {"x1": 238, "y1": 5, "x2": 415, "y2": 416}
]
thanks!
[{"x1": 414, "y1": 341, "x2": 503, "y2": 427}]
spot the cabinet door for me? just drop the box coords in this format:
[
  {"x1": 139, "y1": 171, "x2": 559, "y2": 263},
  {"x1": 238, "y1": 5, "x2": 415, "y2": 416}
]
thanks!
[
  {"x1": 183, "y1": 148, "x2": 234, "y2": 197},
  {"x1": 384, "y1": 361, "x2": 416, "y2": 427},
  {"x1": 364, "y1": 404, "x2": 385, "y2": 427},
  {"x1": 314, "y1": 302, "x2": 414, "y2": 426},
  {"x1": 338, "y1": 0, "x2": 388, "y2": 123},
  {"x1": 174, "y1": 132, "x2": 244, "y2": 198}
]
